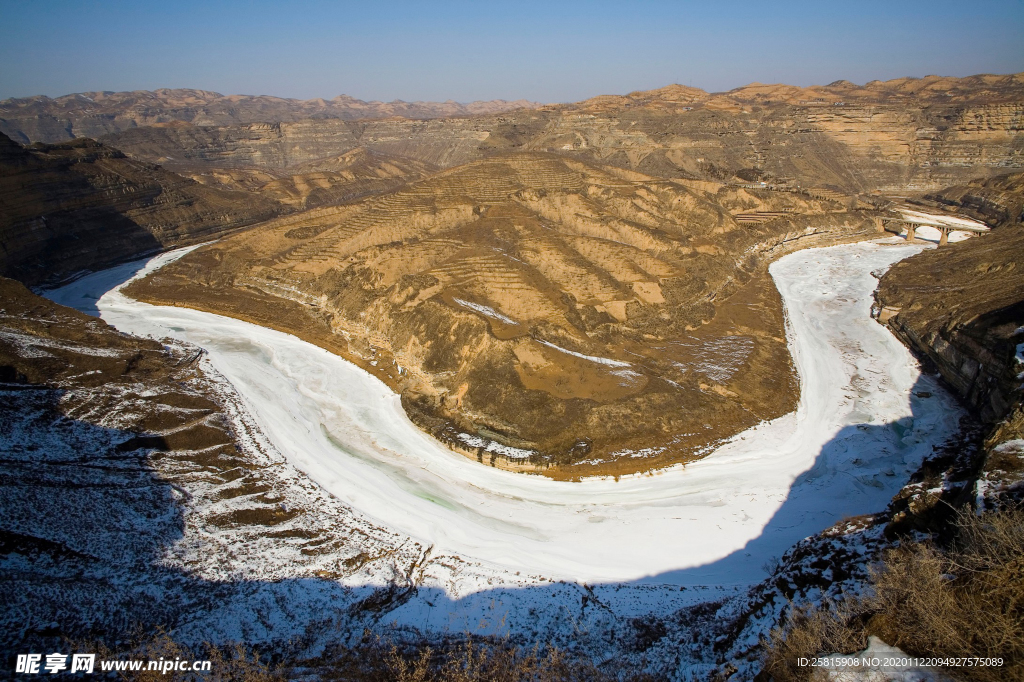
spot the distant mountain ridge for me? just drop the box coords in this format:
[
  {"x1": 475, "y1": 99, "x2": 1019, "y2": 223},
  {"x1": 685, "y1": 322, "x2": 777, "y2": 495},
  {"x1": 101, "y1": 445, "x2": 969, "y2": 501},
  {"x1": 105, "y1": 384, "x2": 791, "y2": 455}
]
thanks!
[
  {"x1": 4, "y1": 72, "x2": 1022, "y2": 147},
  {"x1": 0, "y1": 88, "x2": 544, "y2": 144},
  {"x1": 64, "y1": 71, "x2": 1022, "y2": 198},
  {"x1": 559, "y1": 72, "x2": 1024, "y2": 114}
]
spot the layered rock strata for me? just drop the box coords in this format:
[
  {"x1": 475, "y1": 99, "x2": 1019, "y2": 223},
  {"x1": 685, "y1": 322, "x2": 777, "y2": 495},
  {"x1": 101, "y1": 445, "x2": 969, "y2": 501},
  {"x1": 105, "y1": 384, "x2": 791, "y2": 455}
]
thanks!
[
  {"x1": 67, "y1": 73, "x2": 1023, "y2": 199},
  {"x1": 0, "y1": 88, "x2": 542, "y2": 144},
  {"x1": 876, "y1": 223, "x2": 1023, "y2": 422},
  {"x1": 876, "y1": 178, "x2": 1024, "y2": 506}
]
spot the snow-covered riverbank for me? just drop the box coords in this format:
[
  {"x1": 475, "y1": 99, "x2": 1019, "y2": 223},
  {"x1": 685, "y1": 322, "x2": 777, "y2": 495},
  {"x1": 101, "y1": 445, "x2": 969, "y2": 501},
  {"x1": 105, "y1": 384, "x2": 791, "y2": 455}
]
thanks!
[{"x1": 46, "y1": 239, "x2": 962, "y2": 590}]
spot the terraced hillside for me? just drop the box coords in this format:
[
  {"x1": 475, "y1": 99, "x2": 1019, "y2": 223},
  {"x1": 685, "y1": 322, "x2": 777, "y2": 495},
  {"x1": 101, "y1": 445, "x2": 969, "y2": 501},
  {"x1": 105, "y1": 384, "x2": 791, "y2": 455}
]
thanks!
[
  {"x1": 101, "y1": 117, "x2": 494, "y2": 172},
  {"x1": 128, "y1": 152, "x2": 878, "y2": 476},
  {"x1": 199, "y1": 148, "x2": 436, "y2": 209}
]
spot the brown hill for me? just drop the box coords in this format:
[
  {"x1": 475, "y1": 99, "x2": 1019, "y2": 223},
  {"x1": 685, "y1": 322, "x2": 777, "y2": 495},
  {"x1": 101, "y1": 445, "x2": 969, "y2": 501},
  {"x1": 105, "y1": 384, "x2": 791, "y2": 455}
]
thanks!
[
  {"x1": 0, "y1": 132, "x2": 281, "y2": 286},
  {"x1": 185, "y1": 167, "x2": 283, "y2": 193},
  {"x1": 99, "y1": 117, "x2": 493, "y2": 172},
  {"x1": 715, "y1": 72, "x2": 1024, "y2": 106},
  {"x1": 180, "y1": 148, "x2": 436, "y2": 210},
  {"x1": 127, "y1": 151, "x2": 878, "y2": 476},
  {"x1": 0, "y1": 88, "x2": 543, "y2": 145},
  {"x1": 523, "y1": 72, "x2": 1024, "y2": 191},
  {"x1": 567, "y1": 84, "x2": 711, "y2": 113}
]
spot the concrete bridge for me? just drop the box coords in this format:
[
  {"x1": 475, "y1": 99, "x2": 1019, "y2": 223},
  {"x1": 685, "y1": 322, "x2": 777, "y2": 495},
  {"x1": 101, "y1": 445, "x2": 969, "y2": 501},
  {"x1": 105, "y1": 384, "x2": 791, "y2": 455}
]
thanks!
[{"x1": 874, "y1": 208, "x2": 990, "y2": 245}]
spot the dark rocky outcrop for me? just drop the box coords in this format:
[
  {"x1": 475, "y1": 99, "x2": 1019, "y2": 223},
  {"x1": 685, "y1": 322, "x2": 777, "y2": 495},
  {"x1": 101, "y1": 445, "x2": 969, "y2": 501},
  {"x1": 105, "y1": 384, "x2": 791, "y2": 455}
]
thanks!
[{"x1": 0, "y1": 132, "x2": 281, "y2": 286}]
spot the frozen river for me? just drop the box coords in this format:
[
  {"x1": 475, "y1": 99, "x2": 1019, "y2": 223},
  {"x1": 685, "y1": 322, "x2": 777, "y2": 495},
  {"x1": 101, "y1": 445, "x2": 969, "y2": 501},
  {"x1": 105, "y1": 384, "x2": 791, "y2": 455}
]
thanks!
[{"x1": 46, "y1": 239, "x2": 963, "y2": 587}]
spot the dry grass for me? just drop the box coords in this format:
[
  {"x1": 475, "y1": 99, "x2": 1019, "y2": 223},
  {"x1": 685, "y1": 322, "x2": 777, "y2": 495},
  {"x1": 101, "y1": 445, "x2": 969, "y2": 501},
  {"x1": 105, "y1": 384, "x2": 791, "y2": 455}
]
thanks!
[
  {"x1": 760, "y1": 599, "x2": 868, "y2": 682},
  {"x1": 84, "y1": 630, "x2": 646, "y2": 682},
  {"x1": 337, "y1": 636, "x2": 645, "y2": 682},
  {"x1": 870, "y1": 508, "x2": 1024, "y2": 682},
  {"x1": 80, "y1": 631, "x2": 278, "y2": 682},
  {"x1": 761, "y1": 508, "x2": 1024, "y2": 681}
]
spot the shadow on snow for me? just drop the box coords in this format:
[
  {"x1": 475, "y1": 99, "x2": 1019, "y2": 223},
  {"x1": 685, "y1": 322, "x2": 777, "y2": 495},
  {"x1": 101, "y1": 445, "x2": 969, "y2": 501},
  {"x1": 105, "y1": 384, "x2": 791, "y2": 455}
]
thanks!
[{"x1": 0, "y1": 362, "x2": 946, "y2": 666}]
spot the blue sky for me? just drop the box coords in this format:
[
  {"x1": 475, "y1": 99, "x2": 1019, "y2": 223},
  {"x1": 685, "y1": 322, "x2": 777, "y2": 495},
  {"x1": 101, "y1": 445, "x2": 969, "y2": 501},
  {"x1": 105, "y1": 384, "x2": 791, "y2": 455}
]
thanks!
[{"x1": 1, "y1": 0, "x2": 1022, "y2": 102}]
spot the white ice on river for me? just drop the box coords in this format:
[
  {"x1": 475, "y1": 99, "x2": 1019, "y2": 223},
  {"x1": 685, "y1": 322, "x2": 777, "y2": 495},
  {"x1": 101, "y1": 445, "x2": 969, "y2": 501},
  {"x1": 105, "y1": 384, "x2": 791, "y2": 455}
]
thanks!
[{"x1": 45, "y1": 239, "x2": 963, "y2": 589}]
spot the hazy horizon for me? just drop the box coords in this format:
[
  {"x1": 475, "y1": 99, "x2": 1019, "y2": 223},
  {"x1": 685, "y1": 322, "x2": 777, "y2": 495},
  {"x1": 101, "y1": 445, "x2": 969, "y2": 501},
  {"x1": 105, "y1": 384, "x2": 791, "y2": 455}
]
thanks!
[
  {"x1": 2, "y1": 0, "x2": 1022, "y2": 103},
  {"x1": 6, "y1": 69, "x2": 1024, "y2": 106}
]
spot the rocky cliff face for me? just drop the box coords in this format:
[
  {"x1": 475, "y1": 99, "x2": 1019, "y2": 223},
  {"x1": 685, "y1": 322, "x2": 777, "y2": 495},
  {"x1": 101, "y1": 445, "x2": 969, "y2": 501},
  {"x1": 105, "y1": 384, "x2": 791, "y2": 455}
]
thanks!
[
  {"x1": 875, "y1": 176, "x2": 1024, "y2": 510},
  {"x1": 0, "y1": 132, "x2": 280, "y2": 286},
  {"x1": 0, "y1": 88, "x2": 542, "y2": 144},
  {"x1": 126, "y1": 151, "x2": 878, "y2": 475},
  {"x1": 77, "y1": 73, "x2": 1023, "y2": 200},
  {"x1": 921, "y1": 171, "x2": 1024, "y2": 227},
  {"x1": 876, "y1": 222, "x2": 1023, "y2": 423},
  {"x1": 514, "y1": 101, "x2": 1023, "y2": 194}
]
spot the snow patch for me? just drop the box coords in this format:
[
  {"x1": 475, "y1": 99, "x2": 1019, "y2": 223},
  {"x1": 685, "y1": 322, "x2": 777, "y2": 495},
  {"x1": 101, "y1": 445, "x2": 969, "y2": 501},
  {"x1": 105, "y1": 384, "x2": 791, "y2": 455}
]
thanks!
[
  {"x1": 537, "y1": 339, "x2": 633, "y2": 368},
  {"x1": 0, "y1": 329, "x2": 124, "y2": 357},
  {"x1": 456, "y1": 432, "x2": 534, "y2": 459},
  {"x1": 673, "y1": 335, "x2": 754, "y2": 382},
  {"x1": 453, "y1": 298, "x2": 518, "y2": 325}
]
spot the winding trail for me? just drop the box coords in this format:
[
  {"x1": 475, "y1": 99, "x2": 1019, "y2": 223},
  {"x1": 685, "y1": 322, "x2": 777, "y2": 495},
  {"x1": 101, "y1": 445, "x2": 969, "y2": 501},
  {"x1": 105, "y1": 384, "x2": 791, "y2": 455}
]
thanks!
[{"x1": 46, "y1": 239, "x2": 963, "y2": 587}]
